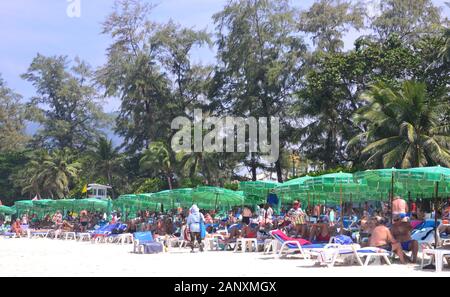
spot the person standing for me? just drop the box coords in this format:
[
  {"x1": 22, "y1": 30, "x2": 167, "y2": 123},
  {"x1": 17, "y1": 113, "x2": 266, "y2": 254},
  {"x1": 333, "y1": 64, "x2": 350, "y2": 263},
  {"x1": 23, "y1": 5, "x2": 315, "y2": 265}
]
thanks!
[
  {"x1": 288, "y1": 201, "x2": 306, "y2": 238},
  {"x1": 392, "y1": 196, "x2": 408, "y2": 221},
  {"x1": 187, "y1": 204, "x2": 205, "y2": 253}
]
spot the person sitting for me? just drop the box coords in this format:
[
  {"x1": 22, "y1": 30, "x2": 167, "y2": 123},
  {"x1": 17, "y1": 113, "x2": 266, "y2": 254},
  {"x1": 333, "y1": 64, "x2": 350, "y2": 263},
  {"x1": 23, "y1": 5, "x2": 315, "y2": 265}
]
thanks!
[
  {"x1": 391, "y1": 214, "x2": 419, "y2": 263},
  {"x1": 11, "y1": 219, "x2": 23, "y2": 237},
  {"x1": 309, "y1": 218, "x2": 332, "y2": 243},
  {"x1": 369, "y1": 217, "x2": 406, "y2": 264},
  {"x1": 241, "y1": 223, "x2": 258, "y2": 239}
]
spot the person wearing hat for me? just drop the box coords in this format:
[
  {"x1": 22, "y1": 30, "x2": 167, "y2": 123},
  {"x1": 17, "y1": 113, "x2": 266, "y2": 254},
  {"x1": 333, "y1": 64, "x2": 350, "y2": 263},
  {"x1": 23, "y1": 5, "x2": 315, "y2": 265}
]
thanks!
[
  {"x1": 287, "y1": 201, "x2": 306, "y2": 238},
  {"x1": 187, "y1": 204, "x2": 205, "y2": 253}
]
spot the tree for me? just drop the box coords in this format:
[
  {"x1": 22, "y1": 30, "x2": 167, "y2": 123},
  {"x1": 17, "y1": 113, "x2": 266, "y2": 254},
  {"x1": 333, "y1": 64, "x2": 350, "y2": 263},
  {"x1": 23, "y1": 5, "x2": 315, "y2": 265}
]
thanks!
[
  {"x1": 98, "y1": 0, "x2": 211, "y2": 153},
  {"x1": 88, "y1": 137, "x2": 122, "y2": 198},
  {"x1": 140, "y1": 142, "x2": 175, "y2": 190},
  {"x1": 351, "y1": 81, "x2": 450, "y2": 168},
  {"x1": 22, "y1": 54, "x2": 107, "y2": 150},
  {"x1": 0, "y1": 75, "x2": 28, "y2": 152},
  {"x1": 370, "y1": 0, "x2": 444, "y2": 42},
  {"x1": 211, "y1": 0, "x2": 307, "y2": 182},
  {"x1": 15, "y1": 149, "x2": 81, "y2": 199},
  {"x1": 299, "y1": 0, "x2": 365, "y2": 53}
]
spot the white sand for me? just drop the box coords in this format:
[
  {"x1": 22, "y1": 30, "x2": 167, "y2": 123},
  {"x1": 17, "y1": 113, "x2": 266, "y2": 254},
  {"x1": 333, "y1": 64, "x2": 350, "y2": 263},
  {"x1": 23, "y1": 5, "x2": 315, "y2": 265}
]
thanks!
[{"x1": 0, "y1": 237, "x2": 448, "y2": 277}]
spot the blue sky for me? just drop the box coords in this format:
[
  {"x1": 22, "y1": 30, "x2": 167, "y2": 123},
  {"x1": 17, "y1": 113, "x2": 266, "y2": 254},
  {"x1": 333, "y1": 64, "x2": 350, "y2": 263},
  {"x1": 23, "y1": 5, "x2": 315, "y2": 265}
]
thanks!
[{"x1": 0, "y1": 0, "x2": 449, "y2": 114}]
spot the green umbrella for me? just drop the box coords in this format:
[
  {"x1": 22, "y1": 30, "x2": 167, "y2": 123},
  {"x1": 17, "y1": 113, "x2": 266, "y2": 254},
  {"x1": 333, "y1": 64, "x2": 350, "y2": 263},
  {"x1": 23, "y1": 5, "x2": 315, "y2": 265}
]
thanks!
[
  {"x1": 0, "y1": 205, "x2": 15, "y2": 215},
  {"x1": 394, "y1": 166, "x2": 450, "y2": 247},
  {"x1": 192, "y1": 187, "x2": 244, "y2": 210},
  {"x1": 143, "y1": 189, "x2": 193, "y2": 210},
  {"x1": 304, "y1": 172, "x2": 367, "y2": 224},
  {"x1": 274, "y1": 176, "x2": 312, "y2": 206},
  {"x1": 240, "y1": 180, "x2": 280, "y2": 205}
]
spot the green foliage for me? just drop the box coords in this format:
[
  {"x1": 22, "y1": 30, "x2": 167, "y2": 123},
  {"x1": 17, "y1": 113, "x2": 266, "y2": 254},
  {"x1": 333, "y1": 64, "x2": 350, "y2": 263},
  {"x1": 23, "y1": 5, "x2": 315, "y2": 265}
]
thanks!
[
  {"x1": 134, "y1": 178, "x2": 162, "y2": 194},
  {"x1": 351, "y1": 80, "x2": 450, "y2": 168},
  {"x1": 21, "y1": 55, "x2": 107, "y2": 150},
  {"x1": 223, "y1": 182, "x2": 239, "y2": 191},
  {"x1": 0, "y1": 75, "x2": 28, "y2": 153}
]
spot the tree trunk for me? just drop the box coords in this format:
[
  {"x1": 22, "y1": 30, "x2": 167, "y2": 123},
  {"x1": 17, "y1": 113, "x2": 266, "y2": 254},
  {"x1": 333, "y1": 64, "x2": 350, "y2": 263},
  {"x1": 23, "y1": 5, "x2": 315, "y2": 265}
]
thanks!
[
  {"x1": 251, "y1": 153, "x2": 257, "y2": 181},
  {"x1": 107, "y1": 170, "x2": 115, "y2": 199},
  {"x1": 167, "y1": 174, "x2": 173, "y2": 190},
  {"x1": 275, "y1": 158, "x2": 283, "y2": 183}
]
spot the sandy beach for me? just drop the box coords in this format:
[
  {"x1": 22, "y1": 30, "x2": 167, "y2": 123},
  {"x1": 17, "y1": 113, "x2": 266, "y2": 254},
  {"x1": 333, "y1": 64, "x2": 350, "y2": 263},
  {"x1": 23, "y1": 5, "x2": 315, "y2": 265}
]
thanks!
[{"x1": 0, "y1": 237, "x2": 448, "y2": 277}]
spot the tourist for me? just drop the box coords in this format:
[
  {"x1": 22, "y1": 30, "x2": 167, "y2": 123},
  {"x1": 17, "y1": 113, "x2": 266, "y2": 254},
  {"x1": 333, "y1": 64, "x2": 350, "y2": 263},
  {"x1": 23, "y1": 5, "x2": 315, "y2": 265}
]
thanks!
[
  {"x1": 392, "y1": 196, "x2": 408, "y2": 221},
  {"x1": 309, "y1": 217, "x2": 332, "y2": 243},
  {"x1": 242, "y1": 206, "x2": 252, "y2": 225},
  {"x1": 369, "y1": 217, "x2": 406, "y2": 264},
  {"x1": 186, "y1": 204, "x2": 205, "y2": 253},
  {"x1": 11, "y1": 219, "x2": 23, "y2": 237},
  {"x1": 287, "y1": 201, "x2": 306, "y2": 238},
  {"x1": 391, "y1": 214, "x2": 419, "y2": 263}
]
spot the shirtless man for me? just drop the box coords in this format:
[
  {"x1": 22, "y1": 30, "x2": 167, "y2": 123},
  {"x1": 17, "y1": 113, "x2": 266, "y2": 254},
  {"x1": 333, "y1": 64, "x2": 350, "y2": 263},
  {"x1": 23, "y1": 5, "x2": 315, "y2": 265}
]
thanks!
[
  {"x1": 369, "y1": 217, "x2": 406, "y2": 264},
  {"x1": 392, "y1": 196, "x2": 408, "y2": 221},
  {"x1": 391, "y1": 214, "x2": 418, "y2": 263}
]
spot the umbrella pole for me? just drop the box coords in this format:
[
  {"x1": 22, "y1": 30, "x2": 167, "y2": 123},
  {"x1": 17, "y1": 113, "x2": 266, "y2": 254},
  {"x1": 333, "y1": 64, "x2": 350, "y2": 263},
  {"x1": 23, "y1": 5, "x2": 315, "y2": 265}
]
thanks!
[
  {"x1": 214, "y1": 193, "x2": 219, "y2": 212},
  {"x1": 340, "y1": 184, "x2": 343, "y2": 234},
  {"x1": 390, "y1": 173, "x2": 395, "y2": 222},
  {"x1": 434, "y1": 182, "x2": 439, "y2": 248}
]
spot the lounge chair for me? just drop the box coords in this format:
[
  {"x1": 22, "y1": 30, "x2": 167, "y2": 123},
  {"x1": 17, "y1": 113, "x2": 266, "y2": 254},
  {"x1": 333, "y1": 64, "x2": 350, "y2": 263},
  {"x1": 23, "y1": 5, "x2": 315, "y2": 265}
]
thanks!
[
  {"x1": 314, "y1": 245, "x2": 391, "y2": 267},
  {"x1": 269, "y1": 230, "x2": 326, "y2": 259},
  {"x1": 133, "y1": 232, "x2": 163, "y2": 254}
]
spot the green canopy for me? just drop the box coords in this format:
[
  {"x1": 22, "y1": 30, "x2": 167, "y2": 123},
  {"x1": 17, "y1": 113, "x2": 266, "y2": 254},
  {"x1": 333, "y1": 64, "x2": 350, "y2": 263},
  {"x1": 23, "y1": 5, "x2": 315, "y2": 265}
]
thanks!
[
  {"x1": 303, "y1": 172, "x2": 367, "y2": 218},
  {"x1": 240, "y1": 181, "x2": 280, "y2": 204},
  {"x1": 77, "y1": 198, "x2": 110, "y2": 211},
  {"x1": 394, "y1": 166, "x2": 450, "y2": 196},
  {"x1": 392, "y1": 166, "x2": 450, "y2": 247},
  {"x1": 274, "y1": 176, "x2": 312, "y2": 205},
  {"x1": 0, "y1": 205, "x2": 15, "y2": 215},
  {"x1": 192, "y1": 187, "x2": 244, "y2": 210},
  {"x1": 141, "y1": 188, "x2": 194, "y2": 209}
]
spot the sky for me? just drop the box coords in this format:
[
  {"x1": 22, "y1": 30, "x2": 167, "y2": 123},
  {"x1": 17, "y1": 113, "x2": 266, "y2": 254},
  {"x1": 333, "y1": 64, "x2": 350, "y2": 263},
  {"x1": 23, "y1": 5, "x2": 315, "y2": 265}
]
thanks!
[{"x1": 0, "y1": 0, "x2": 449, "y2": 115}]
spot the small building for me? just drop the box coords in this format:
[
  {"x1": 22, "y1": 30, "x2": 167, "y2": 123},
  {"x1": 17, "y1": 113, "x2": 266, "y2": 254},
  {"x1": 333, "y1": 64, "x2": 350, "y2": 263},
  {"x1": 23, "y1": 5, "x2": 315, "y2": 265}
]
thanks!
[{"x1": 87, "y1": 184, "x2": 112, "y2": 200}]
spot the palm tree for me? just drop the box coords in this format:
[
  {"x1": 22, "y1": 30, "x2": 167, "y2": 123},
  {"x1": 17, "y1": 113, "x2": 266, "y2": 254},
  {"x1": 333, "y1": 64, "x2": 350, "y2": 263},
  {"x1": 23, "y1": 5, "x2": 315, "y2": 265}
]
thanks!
[
  {"x1": 350, "y1": 81, "x2": 450, "y2": 168},
  {"x1": 14, "y1": 150, "x2": 50, "y2": 199},
  {"x1": 89, "y1": 137, "x2": 122, "y2": 198},
  {"x1": 438, "y1": 28, "x2": 450, "y2": 65},
  {"x1": 39, "y1": 148, "x2": 81, "y2": 199},
  {"x1": 140, "y1": 142, "x2": 174, "y2": 189}
]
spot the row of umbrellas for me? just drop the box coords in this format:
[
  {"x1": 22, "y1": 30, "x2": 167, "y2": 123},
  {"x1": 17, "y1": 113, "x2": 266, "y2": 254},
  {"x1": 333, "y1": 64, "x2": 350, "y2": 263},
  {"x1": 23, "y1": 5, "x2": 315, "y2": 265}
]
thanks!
[{"x1": 3, "y1": 166, "x2": 450, "y2": 219}]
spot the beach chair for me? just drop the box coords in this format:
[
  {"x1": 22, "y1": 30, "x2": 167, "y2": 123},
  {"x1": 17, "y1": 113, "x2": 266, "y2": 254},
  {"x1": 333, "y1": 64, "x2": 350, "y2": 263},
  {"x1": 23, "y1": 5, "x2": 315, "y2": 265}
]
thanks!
[
  {"x1": 270, "y1": 230, "x2": 326, "y2": 259},
  {"x1": 91, "y1": 223, "x2": 120, "y2": 243},
  {"x1": 133, "y1": 232, "x2": 164, "y2": 254}
]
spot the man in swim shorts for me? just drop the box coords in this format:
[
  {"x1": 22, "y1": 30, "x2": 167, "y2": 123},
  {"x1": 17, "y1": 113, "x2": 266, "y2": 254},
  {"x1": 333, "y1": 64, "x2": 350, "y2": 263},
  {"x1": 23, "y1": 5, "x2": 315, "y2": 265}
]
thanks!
[
  {"x1": 369, "y1": 217, "x2": 406, "y2": 264},
  {"x1": 391, "y1": 214, "x2": 418, "y2": 263}
]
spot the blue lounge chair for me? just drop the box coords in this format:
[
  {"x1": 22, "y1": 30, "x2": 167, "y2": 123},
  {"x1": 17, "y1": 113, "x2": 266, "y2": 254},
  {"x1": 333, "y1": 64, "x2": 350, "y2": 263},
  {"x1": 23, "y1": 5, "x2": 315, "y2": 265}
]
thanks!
[{"x1": 133, "y1": 232, "x2": 163, "y2": 254}]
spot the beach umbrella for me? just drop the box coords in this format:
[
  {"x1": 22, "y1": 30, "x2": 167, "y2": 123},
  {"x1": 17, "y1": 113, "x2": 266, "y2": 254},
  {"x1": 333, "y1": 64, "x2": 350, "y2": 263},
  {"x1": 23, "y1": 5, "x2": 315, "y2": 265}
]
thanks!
[
  {"x1": 142, "y1": 188, "x2": 193, "y2": 210},
  {"x1": 240, "y1": 180, "x2": 280, "y2": 205},
  {"x1": 304, "y1": 172, "x2": 367, "y2": 225},
  {"x1": 274, "y1": 176, "x2": 312, "y2": 206},
  {"x1": 0, "y1": 205, "x2": 15, "y2": 215},
  {"x1": 77, "y1": 198, "x2": 109, "y2": 212},
  {"x1": 394, "y1": 166, "x2": 450, "y2": 247},
  {"x1": 192, "y1": 187, "x2": 244, "y2": 210}
]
